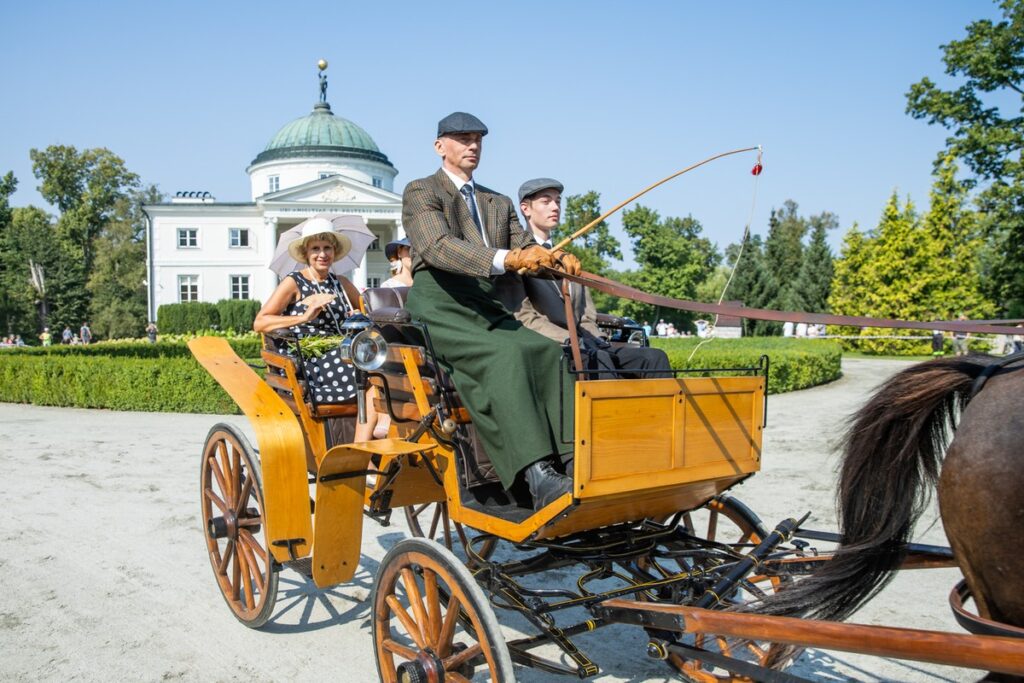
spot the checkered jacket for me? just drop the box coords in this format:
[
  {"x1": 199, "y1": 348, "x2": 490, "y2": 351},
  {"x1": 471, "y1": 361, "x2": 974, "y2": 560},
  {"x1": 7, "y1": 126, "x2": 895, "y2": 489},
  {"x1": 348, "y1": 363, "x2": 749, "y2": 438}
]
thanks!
[{"x1": 403, "y1": 169, "x2": 535, "y2": 277}]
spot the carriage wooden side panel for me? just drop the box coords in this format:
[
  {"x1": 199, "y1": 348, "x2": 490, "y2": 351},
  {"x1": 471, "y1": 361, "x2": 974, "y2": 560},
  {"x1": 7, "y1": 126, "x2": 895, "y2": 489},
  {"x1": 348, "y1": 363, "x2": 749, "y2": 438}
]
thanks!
[{"x1": 573, "y1": 376, "x2": 764, "y2": 500}]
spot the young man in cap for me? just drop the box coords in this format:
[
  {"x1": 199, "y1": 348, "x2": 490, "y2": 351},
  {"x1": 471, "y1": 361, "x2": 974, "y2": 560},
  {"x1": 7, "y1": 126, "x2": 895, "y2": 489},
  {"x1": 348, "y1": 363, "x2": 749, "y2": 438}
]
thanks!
[
  {"x1": 513, "y1": 178, "x2": 671, "y2": 379},
  {"x1": 402, "y1": 112, "x2": 582, "y2": 511}
]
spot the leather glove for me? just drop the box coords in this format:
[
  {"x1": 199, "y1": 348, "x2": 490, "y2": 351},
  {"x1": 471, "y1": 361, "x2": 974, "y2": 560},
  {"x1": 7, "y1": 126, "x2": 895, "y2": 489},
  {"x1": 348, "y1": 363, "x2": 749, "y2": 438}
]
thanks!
[
  {"x1": 550, "y1": 248, "x2": 582, "y2": 276},
  {"x1": 505, "y1": 244, "x2": 555, "y2": 274}
]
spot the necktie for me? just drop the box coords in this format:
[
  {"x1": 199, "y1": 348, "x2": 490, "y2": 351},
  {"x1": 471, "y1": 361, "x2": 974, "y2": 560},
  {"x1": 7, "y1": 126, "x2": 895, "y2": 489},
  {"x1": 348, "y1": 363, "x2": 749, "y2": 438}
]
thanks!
[{"x1": 460, "y1": 184, "x2": 483, "y2": 235}]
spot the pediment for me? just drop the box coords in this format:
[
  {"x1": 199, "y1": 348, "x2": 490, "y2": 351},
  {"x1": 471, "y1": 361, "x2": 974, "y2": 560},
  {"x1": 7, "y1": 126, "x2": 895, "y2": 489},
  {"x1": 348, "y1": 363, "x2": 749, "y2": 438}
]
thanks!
[{"x1": 259, "y1": 175, "x2": 400, "y2": 206}]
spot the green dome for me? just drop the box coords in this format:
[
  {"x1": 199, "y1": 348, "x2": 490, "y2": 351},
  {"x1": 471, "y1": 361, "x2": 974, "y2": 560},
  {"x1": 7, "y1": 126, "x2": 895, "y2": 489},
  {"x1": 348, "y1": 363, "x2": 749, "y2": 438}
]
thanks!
[{"x1": 251, "y1": 102, "x2": 393, "y2": 167}]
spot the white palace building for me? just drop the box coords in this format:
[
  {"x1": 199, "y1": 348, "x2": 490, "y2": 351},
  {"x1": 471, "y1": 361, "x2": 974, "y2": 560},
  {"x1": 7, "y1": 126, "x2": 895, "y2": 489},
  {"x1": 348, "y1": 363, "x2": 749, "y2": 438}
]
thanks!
[{"x1": 143, "y1": 70, "x2": 402, "y2": 321}]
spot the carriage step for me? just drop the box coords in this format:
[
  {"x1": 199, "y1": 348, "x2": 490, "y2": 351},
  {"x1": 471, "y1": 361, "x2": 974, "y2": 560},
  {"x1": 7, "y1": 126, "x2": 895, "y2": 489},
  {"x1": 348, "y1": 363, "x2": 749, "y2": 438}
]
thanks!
[{"x1": 285, "y1": 557, "x2": 314, "y2": 578}]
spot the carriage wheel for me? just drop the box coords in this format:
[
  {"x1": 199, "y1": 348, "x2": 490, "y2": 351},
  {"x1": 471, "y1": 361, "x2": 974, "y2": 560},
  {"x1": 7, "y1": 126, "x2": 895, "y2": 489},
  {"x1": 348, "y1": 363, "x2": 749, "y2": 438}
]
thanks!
[
  {"x1": 404, "y1": 501, "x2": 497, "y2": 566},
  {"x1": 200, "y1": 423, "x2": 279, "y2": 628},
  {"x1": 670, "y1": 495, "x2": 796, "y2": 682},
  {"x1": 373, "y1": 538, "x2": 515, "y2": 683}
]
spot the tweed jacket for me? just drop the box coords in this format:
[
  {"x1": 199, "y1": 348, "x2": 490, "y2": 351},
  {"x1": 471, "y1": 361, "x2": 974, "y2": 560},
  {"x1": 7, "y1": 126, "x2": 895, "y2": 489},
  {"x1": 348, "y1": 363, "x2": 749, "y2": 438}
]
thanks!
[
  {"x1": 504, "y1": 274, "x2": 604, "y2": 344},
  {"x1": 403, "y1": 169, "x2": 535, "y2": 278}
]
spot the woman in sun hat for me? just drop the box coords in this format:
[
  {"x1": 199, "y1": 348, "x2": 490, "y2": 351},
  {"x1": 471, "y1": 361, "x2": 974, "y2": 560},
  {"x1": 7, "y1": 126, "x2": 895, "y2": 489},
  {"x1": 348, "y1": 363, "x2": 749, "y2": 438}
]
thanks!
[
  {"x1": 254, "y1": 216, "x2": 362, "y2": 407},
  {"x1": 381, "y1": 237, "x2": 414, "y2": 289}
]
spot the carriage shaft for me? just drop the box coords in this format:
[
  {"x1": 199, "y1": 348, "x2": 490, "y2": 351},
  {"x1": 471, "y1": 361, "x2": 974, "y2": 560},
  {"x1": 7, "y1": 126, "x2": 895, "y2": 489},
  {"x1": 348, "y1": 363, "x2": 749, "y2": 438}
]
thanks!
[{"x1": 594, "y1": 600, "x2": 1024, "y2": 675}]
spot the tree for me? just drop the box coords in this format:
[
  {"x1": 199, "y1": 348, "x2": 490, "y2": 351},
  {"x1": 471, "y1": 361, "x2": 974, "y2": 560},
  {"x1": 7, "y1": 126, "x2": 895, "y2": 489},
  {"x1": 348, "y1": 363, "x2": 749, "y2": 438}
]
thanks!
[
  {"x1": 0, "y1": 206, "x2": 58, "y2": 337},
  {"x1": 906, "y1": 0, "x2": 1024, "y2": 314},
  {"x1": 763, "y1": 200, "x2": 808, "y2": 310},
  {"x1": 788, "y1": 212, "x2": 837, "y2": 313},
  {"x1": 87, "y1": 185, "x2": 162, "y2": 339},
  {"x1": 550, "y1": 191, "x2": 622, "y2": 313},
  {"x1": 29, "y1": 146, "x2": 140, "y2": 329},
  {"x1": 725, "y1": 233, "x2": 778, "y2": 336},
  {"x1": 610, "y1": 205, "x2": 719, "y2": 328},
  {"x1": 0, "y1": 171, "x2": 20, "y2": 334}
]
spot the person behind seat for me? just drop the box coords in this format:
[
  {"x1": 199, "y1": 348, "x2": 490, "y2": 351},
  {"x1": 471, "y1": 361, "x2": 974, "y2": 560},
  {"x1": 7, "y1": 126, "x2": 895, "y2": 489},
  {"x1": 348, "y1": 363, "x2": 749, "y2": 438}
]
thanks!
[
  {"x1": 254, "y1": 218, "x2": 375, "y2": 442},
  {"x1": 382, "y1": 238, "x2": 414, "y2": 289},
  {"x1": 402, "y1": 111, "x2": 581, "y2": 511},
  {"x1": 512, "y1": 177, "x2": 671, "y2": 379}
]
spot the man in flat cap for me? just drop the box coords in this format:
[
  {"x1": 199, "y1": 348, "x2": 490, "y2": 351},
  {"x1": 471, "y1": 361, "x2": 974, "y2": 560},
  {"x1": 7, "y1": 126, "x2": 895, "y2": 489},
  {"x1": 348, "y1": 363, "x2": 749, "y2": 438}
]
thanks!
[
  {"x1": 402, "y1": 112, "x2": 582, "y2": 511},
  {"x1": 513, "y1": 178, "x2": 671, "y2": 379}
]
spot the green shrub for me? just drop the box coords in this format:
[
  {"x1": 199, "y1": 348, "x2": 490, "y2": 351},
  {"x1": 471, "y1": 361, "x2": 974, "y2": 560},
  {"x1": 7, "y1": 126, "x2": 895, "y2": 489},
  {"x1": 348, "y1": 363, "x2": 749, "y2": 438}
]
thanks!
[
  {"x1": 216, "y1": 299, "x2": 262, "y2": 334},
  {"x1": 650, "y1": 337, "x2": 842, "y2": 393},
  {"x1": 0, "y1": 354, "x2": 240, "y2": 413},
  {"x1": 157, "y1": 302, "x2": 220, "y2": 334},
  {"x1": 0, "y1": 336, "x2": 262, "y2": 359}
]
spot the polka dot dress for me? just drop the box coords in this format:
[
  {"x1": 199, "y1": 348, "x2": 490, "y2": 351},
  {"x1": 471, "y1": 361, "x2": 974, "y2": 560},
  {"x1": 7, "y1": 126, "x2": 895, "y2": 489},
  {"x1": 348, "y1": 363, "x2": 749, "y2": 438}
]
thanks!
[{"x1": 279, "y1": 271, "x2": 357, "y2": 405}]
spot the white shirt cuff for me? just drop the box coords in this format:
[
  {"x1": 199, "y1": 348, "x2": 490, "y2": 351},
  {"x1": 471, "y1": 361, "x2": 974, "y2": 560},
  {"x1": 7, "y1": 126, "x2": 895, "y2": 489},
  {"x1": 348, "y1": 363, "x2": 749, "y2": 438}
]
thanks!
[{"x1": 491, "y1": 249, "x2": 509, "y2": 275}]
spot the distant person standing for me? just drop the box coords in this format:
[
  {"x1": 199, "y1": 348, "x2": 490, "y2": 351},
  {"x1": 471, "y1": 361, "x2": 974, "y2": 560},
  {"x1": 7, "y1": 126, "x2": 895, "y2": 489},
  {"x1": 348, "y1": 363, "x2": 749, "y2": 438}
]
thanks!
[
  {"x1": 61, "y1": 326, "x2": 73, "y2": 344},
  {"x1": 146, "y1": 322, "x2": 158, "y2": 343},
  {"x1": 953, "y1": 314, "x2": 969, "y2": 356},
  {"x1": 782, "y1": 321, "x2": 794, "y2": 337},
  {"x1": 39, "y1": 327, "x2": 52, "y2": 346},
  {"x1": 80, "y1": 322, "x2": 92, "y2": 344},
  {"x1": 795, "y1": 322, "x2": 808, "y2": 337}
]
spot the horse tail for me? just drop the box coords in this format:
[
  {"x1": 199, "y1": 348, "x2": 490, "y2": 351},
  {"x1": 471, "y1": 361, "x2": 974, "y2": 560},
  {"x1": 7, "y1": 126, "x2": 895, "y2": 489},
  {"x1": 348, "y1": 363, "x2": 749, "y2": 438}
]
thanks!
[{"x1": 757, "y1": 355, "x2": 995, "y2": 622}]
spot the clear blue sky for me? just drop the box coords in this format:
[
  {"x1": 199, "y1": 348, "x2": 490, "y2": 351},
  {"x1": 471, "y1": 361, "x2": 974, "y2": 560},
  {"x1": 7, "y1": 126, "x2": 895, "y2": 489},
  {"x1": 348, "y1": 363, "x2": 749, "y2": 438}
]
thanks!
[{"x1": 0, "y1": 1, "x2": 1001, "y2": 267}]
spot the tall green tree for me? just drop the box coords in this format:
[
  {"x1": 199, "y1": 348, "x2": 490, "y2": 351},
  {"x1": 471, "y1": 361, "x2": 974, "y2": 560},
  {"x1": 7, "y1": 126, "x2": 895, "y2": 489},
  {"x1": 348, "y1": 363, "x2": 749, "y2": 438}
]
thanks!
[
  {"x1": 789, "y1": 212, "x2": 837, "y2": 313},
  {"x1": 549, "y1": 191, "x2": 622, "y2": 313},
  {"x1": 29, "y1": 145, "x2": 140, "y2": 328},
  {"x1": 87, "y1": 185, "x2": 162, "y2": 339},
  {"x1": 610, "y1": 205, "x2": 719, "y2": 328},
  {"x1": 725, "y1": 233, "x2": 778, "y2": 336},
  {"x1": 906, "y1": 0, "x2": 1024, "y2": 314},
  {"x1": 1, "y1": 206, "x2": 58, "y2": 338},
  {"x1": 764, "y1": 200, "x2": 808, "y2": 309},
  {"x1": 0, "y1": 171, "x2": 20, "y2": 334}
]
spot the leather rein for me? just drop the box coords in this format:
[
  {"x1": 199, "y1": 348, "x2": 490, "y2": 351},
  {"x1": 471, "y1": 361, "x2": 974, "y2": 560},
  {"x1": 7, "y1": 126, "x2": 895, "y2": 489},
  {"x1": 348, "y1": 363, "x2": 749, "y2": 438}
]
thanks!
[{"x1": 553, "y1": 269, "x2": 1023, "y2": 337}]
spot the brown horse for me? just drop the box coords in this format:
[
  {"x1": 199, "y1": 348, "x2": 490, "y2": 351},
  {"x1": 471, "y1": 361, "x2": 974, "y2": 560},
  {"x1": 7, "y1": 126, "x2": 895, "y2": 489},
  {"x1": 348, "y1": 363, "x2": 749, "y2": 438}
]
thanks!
[{"x1": 757, "y1": 354, "x2": 1024, "y2": 679}]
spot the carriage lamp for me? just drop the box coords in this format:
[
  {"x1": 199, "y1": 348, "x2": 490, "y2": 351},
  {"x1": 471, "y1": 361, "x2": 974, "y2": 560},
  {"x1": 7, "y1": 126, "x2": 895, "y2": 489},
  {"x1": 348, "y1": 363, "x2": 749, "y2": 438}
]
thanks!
[{"x1": 337, "y1": 315, "x2": 388, "y2": 424}]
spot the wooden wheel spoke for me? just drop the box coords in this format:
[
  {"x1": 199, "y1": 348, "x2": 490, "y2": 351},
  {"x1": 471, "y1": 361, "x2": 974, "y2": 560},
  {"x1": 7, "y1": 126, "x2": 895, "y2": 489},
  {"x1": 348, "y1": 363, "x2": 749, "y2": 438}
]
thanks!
[
  {"x1": 231, "y1": 443, "x2": 241, "y2": 502},
  {"x1": 238, "y1": 529, "x2": 269, "y2": 565},
  {"x1": 445, "y1": 674, "x2": 472, "y2": 683},
  {"x1": 216, "y1": 441, "x2": 232, "y2": 500},
  {"x1": 230, "y1": 547, "x2": 242, "y2": 600},
  {"x1": 204, "y1": 488, "x2": 229, "y2": 515},
  {"x1": 400, "y1": 568, "x2": 430, "y2": 648},
  {"x1": 454, "y1": 523, "x2": 471, "y2": 551},
  {"x1": 237, "y1": 533, "x2": 266, "y2": 594},
  {"x1": 218, "y1": 539, "x2": 236, "y2": 575},
  {"x1": 380, "y1": 638, "x2": 418, "y2": 661},
  {"x1": 436, "y1": 593, "x2": 462, "y2": 658},
  {"x1": 443, "y1": 642, "x2": 481, "y2": 671},
  {"x1": 238, "y1": 543, "x2": 255, "y2": 609},
  {"x1": 385, "y1": 595, "x2": 428, "y2": 650},
  {"x1": 427, "y1": 505, "x2": 442, "y2": 540},
  {"x1": 409, "y1": 503, "x2": 430, "y2": 520},
  {"x1": 423, "y1": 570, "x2": 442, "y2": 648},
  {"x1": 208, "y1": 455, "x2": 230, "y2": 503},
  {"x1": 707, "y1": 509, "x2": 718, "y2": 542},
  {"x1": 235, "y1": 475, "x2": 254, "y2": 517},
  {"x1": 441, "y1": 504, "x2": 453, "y2": 549}
]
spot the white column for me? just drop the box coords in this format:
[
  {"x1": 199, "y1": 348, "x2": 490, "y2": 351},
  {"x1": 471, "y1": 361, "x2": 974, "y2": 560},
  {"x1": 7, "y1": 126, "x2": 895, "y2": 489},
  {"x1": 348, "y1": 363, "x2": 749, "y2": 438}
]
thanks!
[{"x1": 262, "y1": 216, "x2": 279, "y2": 302}]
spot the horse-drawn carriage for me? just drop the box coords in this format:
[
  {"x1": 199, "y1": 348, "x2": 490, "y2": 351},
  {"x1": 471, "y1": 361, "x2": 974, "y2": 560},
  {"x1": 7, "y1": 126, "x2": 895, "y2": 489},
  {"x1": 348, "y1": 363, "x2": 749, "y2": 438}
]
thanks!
[{"x1": 190, "y1": 284, "x2": 1024, "y2": 682}]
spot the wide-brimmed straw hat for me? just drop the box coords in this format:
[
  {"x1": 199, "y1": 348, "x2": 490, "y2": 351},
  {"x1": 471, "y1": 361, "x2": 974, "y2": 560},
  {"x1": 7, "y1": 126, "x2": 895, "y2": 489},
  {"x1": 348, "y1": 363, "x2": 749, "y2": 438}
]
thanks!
[{"x1": 286, "y1": 217, "x2": 353, "y2": 263}]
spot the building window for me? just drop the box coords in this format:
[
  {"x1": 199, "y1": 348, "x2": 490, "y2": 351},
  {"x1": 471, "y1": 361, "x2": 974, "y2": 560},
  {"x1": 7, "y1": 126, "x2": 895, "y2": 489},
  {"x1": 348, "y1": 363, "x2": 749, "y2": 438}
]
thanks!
[
  {"x1": 229, "y1": 228, "x2": 250, "y2": 248},
  {"x1": 268, "y1": 175, "x2": 280, "y2": 193},
  {"x1": 366, "y1": 277, "x2": 381, "y2": 289},
  {"x1": 177, "y1": 228, "x2": 198, "y2": 248},
  {"x1": 372, "y1": 176, "x2": 383, "y2": 188},
  {"x1": 368, "y1": 236, "x2": 381, "y2": 251},
  {"x1": 230, "y1": 275, "x2": 250, "y2": 300},
  {"x1": 178, "y1": 275, "x2": 199, "y2": 302}
]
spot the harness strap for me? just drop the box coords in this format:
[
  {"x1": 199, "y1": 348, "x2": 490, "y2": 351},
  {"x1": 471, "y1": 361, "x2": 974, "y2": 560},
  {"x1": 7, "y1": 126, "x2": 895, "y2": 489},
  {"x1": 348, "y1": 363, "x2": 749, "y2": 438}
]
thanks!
[
  {"x1": 950, "y1": 580, "x2": 1024, "y2": 640},
  {"x1": 969, "y1": 351, "x2": 1024, "y2": 399}
]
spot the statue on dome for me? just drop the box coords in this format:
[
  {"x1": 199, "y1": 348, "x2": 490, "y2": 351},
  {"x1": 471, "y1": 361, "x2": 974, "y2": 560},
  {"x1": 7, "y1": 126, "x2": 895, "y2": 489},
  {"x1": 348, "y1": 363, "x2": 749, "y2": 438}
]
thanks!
[{"x1": 318, "y1": 59, "x2": 329, "y2": 103}]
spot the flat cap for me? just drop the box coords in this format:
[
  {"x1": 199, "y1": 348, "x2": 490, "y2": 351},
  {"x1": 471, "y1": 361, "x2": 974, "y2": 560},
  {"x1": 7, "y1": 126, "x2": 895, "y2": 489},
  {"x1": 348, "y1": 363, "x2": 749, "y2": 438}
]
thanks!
[
  {"x1": 518, "y1": 177, "x2": 564, "y2": 203},
  {"x1": 437, "y1": 112, "x2": 488, "y2": 138}
]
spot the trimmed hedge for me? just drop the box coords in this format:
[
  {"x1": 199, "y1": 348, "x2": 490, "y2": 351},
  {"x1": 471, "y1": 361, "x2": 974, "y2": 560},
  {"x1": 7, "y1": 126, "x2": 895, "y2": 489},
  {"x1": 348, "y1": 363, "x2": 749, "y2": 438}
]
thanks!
[
  {"x1": 157, "y1": 302, "x2": 220, "y2": 334},
  {"x1": 217, "y1": 299, "x2": 262, "y2": 334},
  {"x1": 0, "y1": 354, "x2": 239, "y2": 413},
  {"x1": 651, "y1": 337, "x2": 842, "y2": 394},
  {"x1": 0, "y1": 336, "x2": 842, "y2": 415}
]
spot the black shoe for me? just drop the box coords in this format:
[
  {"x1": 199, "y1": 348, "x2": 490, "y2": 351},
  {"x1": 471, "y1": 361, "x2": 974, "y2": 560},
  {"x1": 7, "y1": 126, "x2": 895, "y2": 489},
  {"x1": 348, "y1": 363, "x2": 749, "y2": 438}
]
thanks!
[{"x1": 524, "y1": 460, "x2": 572, "y2": 511}]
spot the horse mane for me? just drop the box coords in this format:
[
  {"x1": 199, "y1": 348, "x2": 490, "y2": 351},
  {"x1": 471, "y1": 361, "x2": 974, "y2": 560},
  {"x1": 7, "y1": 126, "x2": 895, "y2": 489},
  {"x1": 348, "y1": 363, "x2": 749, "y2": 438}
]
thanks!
[{"x1": 754, "y1": 355, "x2": 995, "y2": 622}]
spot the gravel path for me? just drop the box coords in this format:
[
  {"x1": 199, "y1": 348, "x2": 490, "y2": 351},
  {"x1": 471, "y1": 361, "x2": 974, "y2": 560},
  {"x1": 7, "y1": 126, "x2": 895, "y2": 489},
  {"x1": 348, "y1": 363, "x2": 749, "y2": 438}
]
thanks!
[{"x1": 0, "y1": 359, "x2": 984, "y2": 682}]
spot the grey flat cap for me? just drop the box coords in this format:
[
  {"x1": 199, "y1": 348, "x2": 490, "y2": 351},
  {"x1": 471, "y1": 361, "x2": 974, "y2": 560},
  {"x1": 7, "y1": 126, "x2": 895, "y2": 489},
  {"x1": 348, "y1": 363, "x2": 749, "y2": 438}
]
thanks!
[
  {"x1": 518, "y1": 177, "x2": 564, "y2": 203},
  {"x1": 384, "y1": 237, "x2": 410, "y2": 261},
  {"x1": 437, "y1": 112, "x2": 488, "y2": 138}
]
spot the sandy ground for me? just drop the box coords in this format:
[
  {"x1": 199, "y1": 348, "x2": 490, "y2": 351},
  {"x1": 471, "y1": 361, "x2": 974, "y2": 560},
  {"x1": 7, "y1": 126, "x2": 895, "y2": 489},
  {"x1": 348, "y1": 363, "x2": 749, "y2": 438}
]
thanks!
[{"x1": 0, "y1": 359, "x2": 990, "y2": 682}]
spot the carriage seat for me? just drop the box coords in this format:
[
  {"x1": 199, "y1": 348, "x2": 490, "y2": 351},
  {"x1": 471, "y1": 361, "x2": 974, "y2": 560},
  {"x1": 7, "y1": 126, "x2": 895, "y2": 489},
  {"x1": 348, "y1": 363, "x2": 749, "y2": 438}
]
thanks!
[
  {"x1": 362, "y1": 287, "x2": 501, "y2": 489},
  {"x1": 259, "y1": 334, "x2": 357, "y2": 420}
]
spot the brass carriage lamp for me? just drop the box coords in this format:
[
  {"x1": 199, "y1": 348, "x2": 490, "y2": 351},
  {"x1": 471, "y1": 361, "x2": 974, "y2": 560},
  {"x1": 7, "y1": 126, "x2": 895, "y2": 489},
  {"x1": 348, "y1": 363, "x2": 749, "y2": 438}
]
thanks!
[{"x1": 338, "y1": 314, "x2": 388, "y2": 424}]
